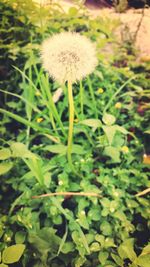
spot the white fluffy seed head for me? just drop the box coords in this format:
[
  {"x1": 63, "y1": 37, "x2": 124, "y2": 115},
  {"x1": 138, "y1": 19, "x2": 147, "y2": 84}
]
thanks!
[{"x1": 41, "y1": 32, "x2": 98, "y2": 84}]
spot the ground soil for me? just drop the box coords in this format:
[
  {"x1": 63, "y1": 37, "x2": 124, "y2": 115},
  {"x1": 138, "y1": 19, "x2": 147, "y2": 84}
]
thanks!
[
  {"x1": 51, "y1": 0, "x2": 150, "y2": 58},
  {"x1": 34, "y1": 1, "x2": 150, "y2": 57}
]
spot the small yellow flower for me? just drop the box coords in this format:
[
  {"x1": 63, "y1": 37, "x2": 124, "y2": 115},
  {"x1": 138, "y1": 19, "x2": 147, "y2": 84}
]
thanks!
[
  {"x1": 74, "y1": 118, "x2": 78, "y2": 123},
  {"x1": 121, "y1": 146, "x2": 129, "y2": 153},
  {"x1": 36, "y1": 118, "x2": 43, "y2": 123},
  {"x1": 35, "y1": 90, "x2": 41, "y2": 96},
  {"x1": 115, "y1": 102, "x2": 122, "y2": 109},
  {"x1": 12, "y1": 3, "x2": 17, "y2": 9},
  {"x1": 97, "y1": 88, "x2": 104, "y2": 94}
]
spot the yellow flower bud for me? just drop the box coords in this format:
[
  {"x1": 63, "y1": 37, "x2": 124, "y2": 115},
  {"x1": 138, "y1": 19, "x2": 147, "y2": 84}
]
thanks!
[
  {"x1": 36, "y1": 118, "x2": 43, "y2": 123},
  {"x1": 35, "y1": 90, "x2": 41, "y2": 96},
  {"x1": 121, "y1": 146, "x2": 129, "y2": 153},
  {"x1": 97, "y1": 88, "x2": 104, "y2": 94},
  {"x1": 115, "y1": 102, "x2": 122, "y2": 109}
]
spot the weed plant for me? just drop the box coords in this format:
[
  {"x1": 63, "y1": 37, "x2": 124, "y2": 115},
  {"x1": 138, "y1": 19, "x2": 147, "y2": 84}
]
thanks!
[{"x1": 0, "y1": 1, "x2": 150, "y2": 267}]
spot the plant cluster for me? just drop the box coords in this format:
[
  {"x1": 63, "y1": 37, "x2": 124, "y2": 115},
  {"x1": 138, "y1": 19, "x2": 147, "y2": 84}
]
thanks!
[{"x1": 0, "y1": 1, "x2": 150, "y2": 267}]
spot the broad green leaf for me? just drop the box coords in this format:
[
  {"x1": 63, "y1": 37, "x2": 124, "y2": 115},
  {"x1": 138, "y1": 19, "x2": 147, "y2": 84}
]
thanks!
[
  {"x1": 98, "y1": 251, "x2": 109, "y2": 265},
  {"x1": 102, "y1": 113, "x2": 116, "y2": 125},
  {"x1": 2, "y1": 244, "x2": 25, "y2": 264},
  {"x1": 77, "y1": 212, "x2": 89, "y2": 230},
  {"x1": 100, "y1": 221, "x2": 112, "y2": 236},
  {"x1": 144, "y1": 129, "x2": 150, "y2": 134},
  {"x1": 102, "y1": 125, "x2": 117, "y2": 145},
  {"x1": 0, "y1": 264, "x2": 8, "y2": 267},
  {"x1": 0, "y1": 162, "x2": 13, "y2": 176},
  {"x1": 111, "y1": 253, "x2": 124, "y2": 266},
  {"x1": 72, "y1": 144, "x2": 85, "y2": 155},
  {"x1": 72, "y1": 231, "x2": 87, "y2": 257},
  {"x1": 141, "y1": 244, "x2": 150, "y2": 254},
  {"x1": 10, "y1": 142, "x2": 36, "y2": 159},
  {"x1": 15, "y1": 231, "x2": 26, "y2": 244},
  {"x1": 105, "y1": 237, "x2": 116, "y2": 248},
  {"x1": 61, "y1": 242, "x2": 75, "y2": 254},
  {"x1": 74, "y1": 256, "x2": 86, "y2": 267},
  {"x1": 118, "y1": 239, "x2": 136, "y2": 261},
  {"x1": 114, "y1": 210, "x2": 126, "y2": 221},
  {"x1": 103, "y1": 146, "x2": 121, "y2": 163},
  {"x1": 90, "y1": 242, "x2": 100, "y2": 252},
  {"x1": 68, "y1": 7, "x2": 78, "y2": 16},
  {"x1": 136, "y1": 254, "x2": 150, "y2": 267},
  {"x1": 79, "y1": 119, "x2": 101, "y2": 129},
  {"x1": 88, "y1": 207, "x2": 101, "y2": 221},
  {"x1": 0, "y1": 148, "x2": 11, "y2": 160},
  {"x1": 42, "y1": 144, "x2": 85, "y2": 155},
  {"x1": 95, "y1": 235, "x2": 105, "y2": 247},
  {"x1": 42, "y1": 144, "x2": 66, "y2": 154},
  {"x1": 116, "y1": 125, "x2": 128, "y2": 134}
]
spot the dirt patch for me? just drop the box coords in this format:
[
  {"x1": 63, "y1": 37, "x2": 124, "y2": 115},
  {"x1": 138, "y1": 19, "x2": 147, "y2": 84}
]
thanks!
[
  {"x1": 90, "y1": 7, "x2": 150, "y2": 57},
  {"x1": 35, "y1": 1, "x2": 150, "y2": 57}
]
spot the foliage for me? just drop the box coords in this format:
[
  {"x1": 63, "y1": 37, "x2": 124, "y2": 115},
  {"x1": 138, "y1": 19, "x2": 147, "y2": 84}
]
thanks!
[{"x1": 0, "y1": 1, "x2": 150, "y2": 267}]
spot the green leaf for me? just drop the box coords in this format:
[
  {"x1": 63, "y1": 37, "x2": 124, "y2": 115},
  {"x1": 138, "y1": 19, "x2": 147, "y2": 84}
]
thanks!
[
  {"x1": 74, "y1": 256, "x2": 86, "y2": 267},
  {"x1": 100, "y1": 221, "x2": 112, "y2": 236},
  {"x1": 88, "y1": 207, "x2": 101, "y2": 221},
  {"x1": 0, "y1": 162, "x2": 13, "y2": 176},
  {"x1": 28, "y1": 227, "x2": 61, "y2": 255},
  {"x1": 102, "y1": 125, "x2": 117, "y2": 145},
  {"x1": 61, "y1": 242, "x2": 75, "y2": 254},
  {"x1": 10, "y1": 142, "x2": 36, "y2": 159},
  {"x1": 15, "y1": 231, "x2": 26, "y2": 244},
  {"x1": 144, "y1": 129, "x2": 150, "y2": 134},
  {"x1": 105, "y1": 237, "x2": 116, "y2": 248},
  {"x1": 115, "y1": 125, "x2": 128, "y2": 134},
  {"x1": 43, "y1": 144, "x2": 85, "y2": 155},
  {"x1": 0, "y1": 148, "x2": 11, "y2": 160},
  {"x1": 95, "y1": 70, "x2": 104, "y2": 80},
  {"x1": 79, "y1": 119, "x2": 101, "y2": 130},
  {"x1": 2, "y1": 244, "x2": 25, "y2": 264},
  {"x1": 142, "y1": 244, "x2": 150, "y2": 254},
  {"x1": 90, "y1": 242, "x2": 101, "y2": 252},
  {"x1": 136, "y1": 254, "x2": 150, "y2": 267},
  {"x1": 95, "y1": 235, "x2": 105, "y2": 247},
  {"x1": 103, "y1": 146, "x2": 121, "y2": 163},
  {"x1": 111, "y1": 253, "x2": 124, "y2": 266},
  {"x1": 72, "y1": 144, "x2": 86, "y2": 155},
  {"x1": 43, "y1": 144, "x2": 66, "y2": 154},
  {"x1": 68, "y1": 7, "x2": 78, "y2": 16},
  {"x1": 98, "y1": 251, "x2": 109, "y2": 265},
  {"x1": 0, "y1": 264, "x2": 8, "y2": 267},
  {"x1": 102, "y1": 113, "x2": 116, "y2": 125},
  {"x1": 118, "y1": 239, "x2": 136, "y2": 261},
  {"x1": 77, "y1": 212, "x2": 89, "y2": 230}
]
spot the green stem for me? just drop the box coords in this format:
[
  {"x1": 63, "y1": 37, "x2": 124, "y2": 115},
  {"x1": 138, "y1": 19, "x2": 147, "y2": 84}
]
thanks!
[
  {"x1": 80, "y1": 80, "x2": 84, "y2": 119},
  {"x1": 67, "y1": 79, "x2": 74, "y2": 171},
  {"x1": 87, "y1": 76, "x2": 98, "y2": 119},
  {"x1": 103, "y1": 75, "x2": 137, "y2": 115}
]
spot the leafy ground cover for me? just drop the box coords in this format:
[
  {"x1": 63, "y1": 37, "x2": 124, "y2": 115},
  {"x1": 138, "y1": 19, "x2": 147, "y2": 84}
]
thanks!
[{"x1": 0, "y1": 1, "x2": 150, "y2": 267}]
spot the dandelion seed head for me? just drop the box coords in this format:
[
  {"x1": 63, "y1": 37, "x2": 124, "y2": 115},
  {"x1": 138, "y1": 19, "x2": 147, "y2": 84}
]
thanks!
[{"x1": 41, "y1": 32, "x2": 98, "y2": 83}]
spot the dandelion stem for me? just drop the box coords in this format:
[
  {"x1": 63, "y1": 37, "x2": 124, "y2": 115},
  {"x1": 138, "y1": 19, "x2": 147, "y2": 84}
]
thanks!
[{"x1": 67, "y1": 79, "x2": 75, "y2": 171}]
